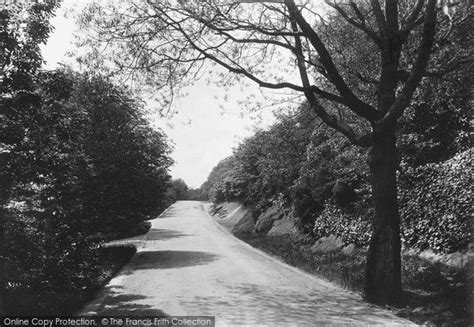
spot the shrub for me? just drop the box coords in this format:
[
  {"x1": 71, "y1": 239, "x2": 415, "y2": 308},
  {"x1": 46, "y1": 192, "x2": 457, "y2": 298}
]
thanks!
[
  {"x1": 293, "y1": 126, "x2": 368, "y2": 231},
  {"x1": 313, "y1": 201, "x2": 372, "y2": 247},
  {"x1": 332, "y1": 179, "x2": 357, "y2": 207}
]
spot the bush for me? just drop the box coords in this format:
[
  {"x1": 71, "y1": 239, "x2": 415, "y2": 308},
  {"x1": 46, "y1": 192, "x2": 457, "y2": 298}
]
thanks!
[
  {"x1": 313, "y1": 202, "x2": 372, "y2": 247},
  {"x1": 332, "y1": 179, "x2": 357, "y2": 207},
  {"x1": 293, "y1": 126, "x2": 368, "y2": 231}
]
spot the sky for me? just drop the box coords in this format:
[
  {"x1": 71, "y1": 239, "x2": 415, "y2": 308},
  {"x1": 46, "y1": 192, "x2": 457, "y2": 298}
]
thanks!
[{"x1": 41, "y1": 2, "x2": 278, "y2": 188}]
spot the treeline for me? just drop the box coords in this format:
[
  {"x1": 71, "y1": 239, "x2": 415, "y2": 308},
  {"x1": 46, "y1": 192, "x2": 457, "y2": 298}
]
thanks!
[
  {"x1": 198, "y1": 4, "x2": 472, "y2": 253},
  {"x1": 1, "y1": 4, "x2": 173, "y2": 314},
  {"x1": 165, "y1": 179, "x2": 203, "y2": 202},
  {"x1": 201, "y1": 103, "x2": 470, "y2": 253}
]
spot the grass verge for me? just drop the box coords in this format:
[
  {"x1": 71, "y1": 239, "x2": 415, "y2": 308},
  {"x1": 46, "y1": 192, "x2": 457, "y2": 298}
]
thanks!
[{"x1": 237, "y1": 233, "x2": 472, "y2": 326}]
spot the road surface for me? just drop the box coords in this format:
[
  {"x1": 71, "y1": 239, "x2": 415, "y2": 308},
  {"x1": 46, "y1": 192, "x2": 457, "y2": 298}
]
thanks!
[{"x1": 81, "y1": 201, "x2": 414, "y2": 326}]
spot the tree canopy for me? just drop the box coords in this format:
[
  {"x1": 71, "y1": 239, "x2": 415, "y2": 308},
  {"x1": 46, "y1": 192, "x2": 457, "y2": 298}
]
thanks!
[{"x1": 77, "y1": 1, "x2": 469, "y2": 145}]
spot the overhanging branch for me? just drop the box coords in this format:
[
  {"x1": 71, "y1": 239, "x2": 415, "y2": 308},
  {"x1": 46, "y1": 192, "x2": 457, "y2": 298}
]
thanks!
[{"x1": 285, "y1": 0, "x2": 378, "y2": 122}]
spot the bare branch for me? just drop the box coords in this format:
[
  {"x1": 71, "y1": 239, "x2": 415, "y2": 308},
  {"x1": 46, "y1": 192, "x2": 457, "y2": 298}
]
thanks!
[
  {"x1": 325, "y1": 0, "x2": 382, "y2": 48},
  {"x1": 203, "y1": 24, "x2": 296, "y2": 51}
]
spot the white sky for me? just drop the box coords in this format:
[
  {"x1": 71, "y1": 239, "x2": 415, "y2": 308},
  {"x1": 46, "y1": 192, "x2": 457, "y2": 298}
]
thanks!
[{"x1": 41, "y1": 2, "x2": 278, "y2": 188}]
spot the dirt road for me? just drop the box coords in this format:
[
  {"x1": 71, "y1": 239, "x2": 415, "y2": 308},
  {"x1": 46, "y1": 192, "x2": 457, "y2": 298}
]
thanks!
[{"x1": 80, "y1": 201, "x2": 414, "y2": 326}]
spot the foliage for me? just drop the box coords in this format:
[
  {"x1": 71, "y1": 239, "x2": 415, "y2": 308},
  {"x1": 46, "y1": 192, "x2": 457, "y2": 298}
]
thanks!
[
  {"x1": 293, "y1": 124, "x2": 369, "y2": 231},
  {"x1": 187, "y1": 188, "x2": 205, "y2": 201},
  {"x1": 398, "y1": 3, "x2": 473, "y2": 167},
  {"x1": 398, "y1": 255, "x2": 472, "y2": 326},
  {"x1": 312, "y1": 202, "x2": 372, "y2": 247},
  {"x1": 200, "y1": 100, "x2": 471, "y2": 255},
  {"x1": 0, "y1": 2, "x2": 58, "y2": 96},
  {"x1": 73, "y1": 72, "x2": 173, "y2": 234},
  {"x1": 200, "y1": 156, "x2": 241, "y2": 203},
  {"x1": 2, "y1": 69, "x2": 173, "y2": 314},
  {"x1": 166, "y1": 178, "x2": 190, "y2": 203},
  {"x1": 1, "y1": 3, "x2": 173, "y2": 313},
  {"x1": 309, "y1": 149, "x2": 472, "y2": 254},
  {"x1": 199, "y1": 107, "x2": 370, "y2": 232},
  {"x1": 399, "y1": 149, "x2": 472, "y2": 253},
  {"x1": 201, "y1": 106, "x2": 317, "y2": 214}
]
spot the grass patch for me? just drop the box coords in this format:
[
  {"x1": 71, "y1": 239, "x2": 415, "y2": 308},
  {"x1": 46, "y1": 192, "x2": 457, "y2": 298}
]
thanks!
[{"x1": 237, "y1": 233, "x2": 472, "y2": 326}]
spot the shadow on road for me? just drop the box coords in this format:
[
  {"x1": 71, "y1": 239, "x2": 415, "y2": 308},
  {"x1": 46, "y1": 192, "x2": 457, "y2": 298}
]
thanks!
[
  {"x1": 145, "y1": 229, "x2": 193, "y2": 241},
  {"x1": 122, "y1": 250, "x2": 219, "y2": 273},
  {"x1": 86, "y1": 286, "x2": 167, "y2": 316}
]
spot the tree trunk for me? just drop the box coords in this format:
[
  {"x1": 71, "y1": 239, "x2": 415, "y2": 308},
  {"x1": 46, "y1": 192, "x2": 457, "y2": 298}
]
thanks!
[{"x1": 364, "y1": 128, "x2": 402, "y2": 305}]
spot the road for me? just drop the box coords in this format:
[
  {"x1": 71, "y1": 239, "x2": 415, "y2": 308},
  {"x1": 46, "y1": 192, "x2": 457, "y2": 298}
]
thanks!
[{"x1": 81, "y1": 201, "x2": 414, "y2": 326}]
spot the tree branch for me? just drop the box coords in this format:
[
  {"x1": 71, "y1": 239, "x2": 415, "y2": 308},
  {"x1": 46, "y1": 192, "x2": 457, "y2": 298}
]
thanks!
[
  {"x1": 378, "y1": 0, "x2": 437, "y2": 130},
  {"x1": 385, "y1": 0, "x2": 399, "y2": 35},
  {"x1": 325, "y1": 0, "x2": 382, "y2": 48},
  {"x1": 288, "y1": 5, "x2": 372, "y2": 147},
  {"x1": 370, "y1": 0, "x2": 386, "y2": 33},
  {"x1": 401, "y1": 0, "x2": 424, "y2": 33},
  {"x1": 285, "y1": 0, "x2": 378, "y2": 122},
  {"x1": 204, "y1": 24, "x2": 296, "y2": 52}
]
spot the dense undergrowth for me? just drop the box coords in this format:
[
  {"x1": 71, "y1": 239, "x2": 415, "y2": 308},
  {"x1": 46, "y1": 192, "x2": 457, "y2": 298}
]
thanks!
[
  {"x1": 5, "y1": 245, "x2": 137, "y2": 315},
  {"x1": 239, "y1": 234, "x2": 472, "y2": 326}
]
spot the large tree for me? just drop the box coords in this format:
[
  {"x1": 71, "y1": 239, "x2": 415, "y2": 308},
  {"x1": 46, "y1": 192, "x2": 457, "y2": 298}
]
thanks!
[
  {"x1": 78, "y1": 0, "x2": 469, "y2": 305},
  {"x1": 0, "y1": 2, "x2": 59, "y2": 315}
]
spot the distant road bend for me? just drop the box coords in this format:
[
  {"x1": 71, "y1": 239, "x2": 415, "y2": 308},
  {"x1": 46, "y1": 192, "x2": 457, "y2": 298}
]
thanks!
[{"x1": 81, "y1": 201, "x2": 414, "y2": 326}]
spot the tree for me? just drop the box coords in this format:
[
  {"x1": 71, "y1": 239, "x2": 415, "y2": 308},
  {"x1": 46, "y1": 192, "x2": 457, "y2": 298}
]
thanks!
[
  {"x1": 1, "y1": 67, "x2": 174, "y2": 314},
  {"x1": 1, "y1": 2, "x2": 175, "y2": 314},
  {"x1": 72, "y1": 72, "x2": 173, "y2": 234},
  {"x1": 0, "y1": 2, "x2": 58, "y2": 211},
  {"x1": 215, "y1": 106, "x2": 317, "y2": 212},
  {"x1": 0, "y1": 2, "x2": 59, "y2": 315},
  {"x1": 78, "y1": 0, "x2": 470, "y2": 305},
  {"x1": 167, "y1": 178, "x2": 189, "y2": 202},
  {"x1": 397, "y1": 2, "x2": 472, "y2": 167}
]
